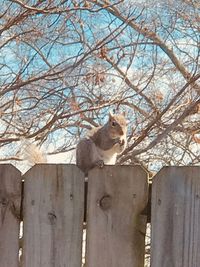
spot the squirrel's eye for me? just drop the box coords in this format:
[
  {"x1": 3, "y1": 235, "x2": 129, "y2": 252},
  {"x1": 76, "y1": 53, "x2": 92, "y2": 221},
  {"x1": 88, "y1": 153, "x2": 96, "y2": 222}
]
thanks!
[{"x1": 112, "y1": 121, "x2": 117, "y2": 127}]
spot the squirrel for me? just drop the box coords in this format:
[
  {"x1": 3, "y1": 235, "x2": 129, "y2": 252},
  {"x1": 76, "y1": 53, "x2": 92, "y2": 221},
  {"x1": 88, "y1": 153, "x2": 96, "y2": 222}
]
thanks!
[{"x1": 76, "y1": 111, "x2": 127, "y2": 175}]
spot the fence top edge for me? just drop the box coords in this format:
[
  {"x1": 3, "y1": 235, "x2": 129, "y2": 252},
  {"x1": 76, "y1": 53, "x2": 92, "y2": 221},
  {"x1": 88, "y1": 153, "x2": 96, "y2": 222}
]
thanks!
[
  {"x1": 153, "y1": 165, "x2": 200, "y2": 182},
  {"x1": 0, "y1": 163, "x2": 21, "y2": 175},
  {"x1": 22, "y1": 163, "x2": 84, "y2": 178},
  {"x1": 89, "y1": 164, "x2": 148, "y2": 177}
]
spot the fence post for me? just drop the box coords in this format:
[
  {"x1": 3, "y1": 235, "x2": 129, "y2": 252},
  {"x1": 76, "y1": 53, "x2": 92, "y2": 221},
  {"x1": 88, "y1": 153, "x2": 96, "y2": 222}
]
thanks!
[
  {"x1": 86, "y1": 165, "x2": 148, "y2": 267},
  {"x1": 0, "y1": 164, "x2": 22, "y2": 267}
]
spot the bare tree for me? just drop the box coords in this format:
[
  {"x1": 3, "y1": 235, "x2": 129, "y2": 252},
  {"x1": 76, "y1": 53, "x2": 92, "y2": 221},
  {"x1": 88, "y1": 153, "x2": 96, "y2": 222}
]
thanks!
[{"x1": 0, "y1": 0, "x2": 199, "y2": 174}]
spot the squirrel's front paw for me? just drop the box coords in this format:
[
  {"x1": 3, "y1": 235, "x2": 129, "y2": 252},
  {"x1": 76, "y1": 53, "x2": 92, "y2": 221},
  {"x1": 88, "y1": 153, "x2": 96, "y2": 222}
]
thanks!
[
  {"x1": 119, "y1": 139, "x2": 125, "y2": 146},
  {"x1": 95, "y1": 160, "x2": 104, "y2": 169},
  {"x1": 115, "y1": 138, "x2": 126, "y2": 153}
]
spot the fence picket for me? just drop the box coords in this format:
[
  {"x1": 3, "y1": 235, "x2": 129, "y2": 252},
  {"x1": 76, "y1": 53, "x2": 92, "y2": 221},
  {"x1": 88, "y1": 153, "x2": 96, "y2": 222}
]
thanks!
[
  {"x1": 22, "y1": 164, "x2": 85, "y2": 267},
  {"x1": 0, "y1": 164, "x2": 22, "y2": 267},
  {"x1": 86, "y1": 165, "x2": 148, "y2": 267},
  {"x1": 151, "y1": 166, "x2": 200, "y2": 267}
]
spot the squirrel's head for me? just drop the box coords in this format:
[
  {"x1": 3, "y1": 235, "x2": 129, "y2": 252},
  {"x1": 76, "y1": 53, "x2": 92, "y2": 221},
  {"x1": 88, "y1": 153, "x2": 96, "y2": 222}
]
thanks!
[{"x1": 108, "y1": 111, "x2": 127, "y2": 139}]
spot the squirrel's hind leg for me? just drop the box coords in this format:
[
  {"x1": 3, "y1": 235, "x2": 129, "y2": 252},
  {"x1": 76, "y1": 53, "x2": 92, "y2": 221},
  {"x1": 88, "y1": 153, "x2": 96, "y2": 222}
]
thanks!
[
  {"x1": 76, "y1": 137, "x2": 103, "y2": 174},
  {"x1": 76, "y1": 138, "x2": 94, "y2": 174}
]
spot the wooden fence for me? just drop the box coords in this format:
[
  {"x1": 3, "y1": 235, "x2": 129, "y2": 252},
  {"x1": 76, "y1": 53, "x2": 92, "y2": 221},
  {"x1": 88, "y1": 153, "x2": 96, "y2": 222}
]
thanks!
[{"x1": 0, "y1": 164, "x2": 200, "y2": 267}]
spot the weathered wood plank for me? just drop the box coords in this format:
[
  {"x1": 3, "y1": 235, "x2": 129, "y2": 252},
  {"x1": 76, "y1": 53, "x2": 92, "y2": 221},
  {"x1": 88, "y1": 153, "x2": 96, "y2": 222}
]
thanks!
[
  {"x1": 22, "y1": 164, "x2": 85, "y2": 267},
  {"x1": 0, "y1": 164, "x2": 22, "y2": 267},
  {"x1": 151, "y1": 166, "x2": 200, "y2": 267},
  {"x1": 86, "y1": 165, "x2": 148, "y2": 267}
]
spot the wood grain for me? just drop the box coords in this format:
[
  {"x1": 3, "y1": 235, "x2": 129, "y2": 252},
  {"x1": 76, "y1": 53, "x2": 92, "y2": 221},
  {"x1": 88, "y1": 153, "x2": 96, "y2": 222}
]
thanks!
[
  {"x1": 86, "y1": 165, "x2": 148, "y2": 267},
  {"x1": 0, "y1": 164, "x2": 22, "y2": 267},
  {"x1": 22, "y1": 164, "x2": 85, "y2": 267},
  {"x1": 151, "y1": 166, "x2": 200, "y2": 267}
]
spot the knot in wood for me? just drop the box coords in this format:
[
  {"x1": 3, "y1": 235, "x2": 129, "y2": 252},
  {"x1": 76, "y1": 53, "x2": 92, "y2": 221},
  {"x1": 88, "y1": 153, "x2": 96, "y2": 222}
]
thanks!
[
  {"x1": 0, "y1": 197, "x2": 8, "y2": 206},
  {"x1": 48, "y1": 212, "x2": 57, "y2": 225},
  {"x1": 100, "y1": 195, "x2": 112, "y2": 210}
]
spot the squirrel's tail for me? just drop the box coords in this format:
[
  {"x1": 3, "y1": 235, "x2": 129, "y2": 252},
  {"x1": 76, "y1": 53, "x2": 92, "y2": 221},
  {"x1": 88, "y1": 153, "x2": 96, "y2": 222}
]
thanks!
[{"x1": 20, "y1": 139, "x2": 47, "y2": 165}]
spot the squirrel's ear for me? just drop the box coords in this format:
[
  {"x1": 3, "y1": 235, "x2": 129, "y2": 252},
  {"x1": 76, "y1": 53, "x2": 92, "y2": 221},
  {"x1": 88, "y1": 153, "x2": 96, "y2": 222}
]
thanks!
[
  {"x1": 109, "y1": 110, "x2": 114, "y2": 119},
  {"x1": 122, "y1": 111, "x2": 127, "y2": 117}
]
